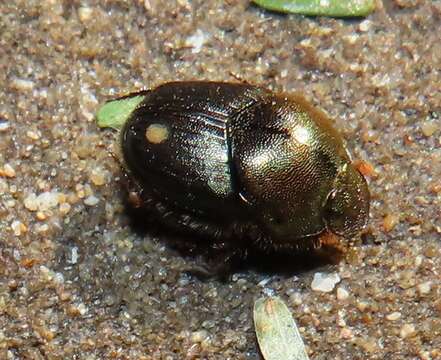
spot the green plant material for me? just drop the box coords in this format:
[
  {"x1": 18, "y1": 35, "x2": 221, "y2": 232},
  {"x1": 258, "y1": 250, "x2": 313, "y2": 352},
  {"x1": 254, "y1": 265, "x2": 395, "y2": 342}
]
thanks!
[
  {"x1": 96, "y1": 95, "x2": 145, "y2": 130},
  {"x1": 253, "y1": 0, "x2": 376, "y2": 17},
  {"x1": 254, "y1": 296, "x2": 309, "y2": 360}
]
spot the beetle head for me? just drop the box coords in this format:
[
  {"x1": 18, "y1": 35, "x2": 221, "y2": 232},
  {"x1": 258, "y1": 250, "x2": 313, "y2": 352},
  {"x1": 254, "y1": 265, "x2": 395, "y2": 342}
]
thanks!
[{"x1": 324, "y1": 163, "x2": 369, "y2": 239}]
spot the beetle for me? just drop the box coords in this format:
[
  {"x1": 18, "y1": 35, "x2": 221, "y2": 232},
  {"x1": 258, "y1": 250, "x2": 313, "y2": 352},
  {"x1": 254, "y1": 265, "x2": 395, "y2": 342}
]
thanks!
[{"x1": 115, "y1": 81, "x2": 369, "y2": 257}]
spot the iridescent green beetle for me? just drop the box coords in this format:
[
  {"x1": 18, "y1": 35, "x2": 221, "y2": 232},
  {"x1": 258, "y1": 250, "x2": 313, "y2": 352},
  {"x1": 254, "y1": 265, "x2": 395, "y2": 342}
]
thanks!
[{"x1": 98, "y1": 82, "x2": 369, "y2": 255}]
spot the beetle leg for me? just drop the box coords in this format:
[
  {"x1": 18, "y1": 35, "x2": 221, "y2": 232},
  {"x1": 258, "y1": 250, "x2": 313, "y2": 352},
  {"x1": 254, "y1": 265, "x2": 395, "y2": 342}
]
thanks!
[{"x1": 183, "y1": 241, "x2": 248, "y2": 281}]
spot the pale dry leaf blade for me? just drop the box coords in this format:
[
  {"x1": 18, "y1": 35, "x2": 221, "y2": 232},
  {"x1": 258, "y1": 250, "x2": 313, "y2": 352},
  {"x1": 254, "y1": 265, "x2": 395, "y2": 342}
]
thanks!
[{"x1": 254, "y1": 296, "x2": 309, "y2": 360}]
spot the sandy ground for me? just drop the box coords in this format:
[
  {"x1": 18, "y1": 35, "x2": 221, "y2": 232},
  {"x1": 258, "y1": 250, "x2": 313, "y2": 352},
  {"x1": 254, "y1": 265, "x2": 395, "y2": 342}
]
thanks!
[{"x1": 1, "y1": 0, "x2": 440, "y2": 359}]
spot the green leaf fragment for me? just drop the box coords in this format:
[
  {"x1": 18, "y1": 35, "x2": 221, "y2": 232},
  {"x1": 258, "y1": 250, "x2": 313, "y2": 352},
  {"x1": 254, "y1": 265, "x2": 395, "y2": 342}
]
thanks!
[
  {"x1": 254, "y1": 296, "x2": 310, "y2": 360},
  {"x1": 253, "y1": 0, "x2": 376, "y2": 17},
  {"x1": 96, "y1": 95, "x2": 146, "y2": 130}
]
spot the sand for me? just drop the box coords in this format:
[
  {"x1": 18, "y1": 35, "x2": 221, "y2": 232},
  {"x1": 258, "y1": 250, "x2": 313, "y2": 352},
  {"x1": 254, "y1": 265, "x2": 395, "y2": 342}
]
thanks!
[{"x1": 0, "y1": 0, "x2": 440, "y2": 359}]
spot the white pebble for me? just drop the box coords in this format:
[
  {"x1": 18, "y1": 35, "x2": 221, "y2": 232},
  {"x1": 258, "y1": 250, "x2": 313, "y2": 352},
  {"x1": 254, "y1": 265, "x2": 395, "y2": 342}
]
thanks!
[
  {"x1": 24, "y1": 193, "x2": 38, "y2": 211},
  {"x1": 77, "y1": 303, "x2": 88, "y2": 315},
  {"x1": 185, "y1": 29, "x2": 208, "y2": 54},
  {"x1": 400, "y1": 324, "x2": 416, "y2": 338},
  {"x1": 71, "y1": 247, "x2": 79, "y2": 264},
  {"x1": 359, "y1": 20, "x2": 372, "y2": 32},
  {"x1": 0, "y1": 120, "x2": 10, "y2": 132},
  {"x1": 386, "y1": 312, "x2": 401, "y2": 321},
  {"x1": 78, "y1": 6, "x2": 93, "y2": 22},
  {"x1": 414, "y1": 255, "x2": 423, "y2": 267},
  {"x1": 26, "y1": 130, "x2": 40, "y2": 140},
  {"x1": 59, "y1": 202, "x2": 71, "y2": 215},
  {"x1": 258, "y1": 277, "x2": 272, "y2": 287},
  {"x1": 11, "y1": 220, "x2": 25, "y2": 236},
  {"x1": 289, "y1": 292, "x2": 303, "y2": 306},
  {"x1": 3, "y1": 163, "x2": 16, "y2": 178},
  {"x1": 54, "y1": 272, "x2": 64, "y2": 284},
  {"x1": 336, "y1": 286, "x2": 350, "y2": 300},
  {"x1": 36, "y1": 224, "x2": 49, "y2": 233},
  {"x1": 36, "y1": 191, "x2": 60, "y2": 211},
  {"x1": 11, "y1": 77, "x2": 35, "y2": 91},
  {"x1": 84, "y1": 195, "x2": 99, "y2": 206},
  {"x1": 39, "y1": 265, "x2": 54, "y2": 281},
  {"x1": 417, "y1": 281, "x2": 432, "y2": 295},
  {"x1": 311, "y1": 272, "x2": 341, "y2": 293}
]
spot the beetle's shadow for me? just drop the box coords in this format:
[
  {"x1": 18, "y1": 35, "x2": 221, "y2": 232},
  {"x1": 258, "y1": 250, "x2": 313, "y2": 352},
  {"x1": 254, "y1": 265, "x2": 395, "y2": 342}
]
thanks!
[{"x1": 124, "y1": 202, "x2": 340, "y2": 279}]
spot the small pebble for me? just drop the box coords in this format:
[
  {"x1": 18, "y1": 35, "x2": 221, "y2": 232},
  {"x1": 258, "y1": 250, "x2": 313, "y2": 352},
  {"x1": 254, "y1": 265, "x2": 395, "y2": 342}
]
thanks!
[
  {"x1": 357, "y1": 301, "x2": 369, "y2": 312},
  {"x1": 414, "y1": 255, "x2": 424, "y2": 267},
  {"x1": 340, "y1": 327, "x2": 353, "y2": 339},
  {"x1": 24, "y1": 193, "x2": 38, "y2": 211},
  {"x1": 36, "y1": 191, "x2": 60, "y2": 211},
  {"x1": 68, "y1": 303, "x2": 88, "y2": 317},
  {"x1": 39, "y1": 265, "x2": 55, "y2": 281},
  {"x1": 58, "y1": 290, "x2": 71, "y2": 302},
  {"x1": 11, "y1": 77, "x2": 35, "y2": 91},
  {"x1": 90, "y1": 168, "x2": 107, "y2": 186},
  {"x1": 386, "y1": 312, "x2": 401, "y2": 321},
  {"x1": 36, "y1": 211, "x2": 47, "y2": 221},
  {"x1": 336, "y1": 287, "x2": 350, "y2": 300},
  {"x1": 36, "y1": 223, "x2": 49, "y2": 233},
  {"x1": 11, "y1": 220, "x2": 27, "y2": 236},
  {"x1": 311, "y1": 272, "x2": 341, "y2": 293},
  {"x1": 0, "y1": 120, "x2": 10, "y2": 132},
  {"x1": 359, "y1": 20, "x2": 372, "y2": 32},
  {"x1": 191, "y1": 330, "x2": 210, "y2": 343},
  {"x1": 78, "y1": 6, "x2": 94, "y2": 22},
  {"x1": 26, "y1": 130, "x2": 40, "y2": 140},
  {"x1": 400, "y1": 323, "x2": 416, "y2": 339},
  {"x1": 71, "y1": 247, "x2": 79, "y2": 264},
  {"x1": 0, "y1": 179, "x2": 8, "y2": 193},
  {"x1": 421, "y1": 122, "x2": 438, "y2": 137},
  {"x1": 2, "y1": 163, "x2": 16, "y2": 178},
  {"x1": 0, "y1": 298, "x2": 6, "y2": 313},
  {"x1": 77, "y1": 303, "x2": 88, "y2": 316},
  {"x1": 257, "y1": 277, "x2": 272, "y2": 287},
  {"x1": 84, "y1": 195, "x2": 99, "y2": 206},
  {"x1": 59, "y1": 202, "x2": 71, "y2": 215},
  {"x1": 417, "y1": 281, "x2": 432, "y2": 295},
  {"x1": 185, "y1": 29, "x2": 208, "y2": 54},
  {"x1": 35, "y1": 326, "x2": 55, "y2": 341},
  {"x1": 383, "y1": 213, "x2": 399, "y2": 232},
  {"x1": 355, "y1": 337, "x2": 378, "y2": 353},
  {"x1": 289, "y1": 292, "x2": 302, "y2": 306}
]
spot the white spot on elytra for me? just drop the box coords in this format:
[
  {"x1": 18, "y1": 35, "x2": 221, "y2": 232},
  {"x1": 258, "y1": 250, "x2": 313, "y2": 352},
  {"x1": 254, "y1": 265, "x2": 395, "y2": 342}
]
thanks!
[{"x1": 145, "y1": 123, "x2": 169, "y2": 144}]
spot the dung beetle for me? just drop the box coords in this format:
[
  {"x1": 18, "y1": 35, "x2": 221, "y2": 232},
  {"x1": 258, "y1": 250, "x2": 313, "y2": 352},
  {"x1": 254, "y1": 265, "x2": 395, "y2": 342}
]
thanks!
[{"x1": 102, "y1": 81, "x2": 369, "y2": 256}]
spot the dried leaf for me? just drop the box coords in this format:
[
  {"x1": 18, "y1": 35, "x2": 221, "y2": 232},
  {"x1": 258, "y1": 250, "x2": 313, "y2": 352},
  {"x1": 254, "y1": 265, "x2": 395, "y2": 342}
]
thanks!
[{"x1": 254, "y1": 296, "x2": 309, "y2": 360}]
